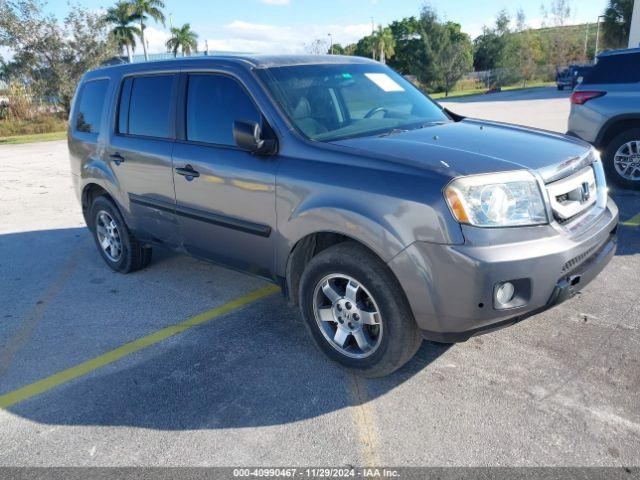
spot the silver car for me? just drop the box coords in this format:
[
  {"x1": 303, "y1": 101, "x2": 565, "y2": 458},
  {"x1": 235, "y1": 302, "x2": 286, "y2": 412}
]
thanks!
[
  {"x1": 69, "y1": 55, "x2": 618, "y2": 377},
  {"x1": 568, "y1": 48, "x2": 640, "y2": 189}
]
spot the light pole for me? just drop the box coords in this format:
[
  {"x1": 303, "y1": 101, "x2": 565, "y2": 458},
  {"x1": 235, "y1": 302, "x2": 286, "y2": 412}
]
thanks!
[
  {"x1": 370, "y1": 17, "x2": 375, "y2": 60},
  {"x1": 594, "y1": 14, "x2": 605, "y2": 62},
  {"x1": 583, "y1": 23, "x2": 589, "y2": 61},
  {"x1": 328, "y1": 33, "x2": 333, "y2": 54}
]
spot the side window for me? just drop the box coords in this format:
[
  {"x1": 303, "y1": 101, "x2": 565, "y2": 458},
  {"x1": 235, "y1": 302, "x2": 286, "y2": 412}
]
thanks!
[
  {"x1": 75, "y1": 79, "x2": 109, "y2": 134},
  {"x1": 186, "y1": 74, "x2": 261, "y2": 146},
  {"x1": 120, "y1": 75, "x2": 176, "y2": 138},
  {"x1": 584, "y1": 53, "x2": 640, "y2": 84}
]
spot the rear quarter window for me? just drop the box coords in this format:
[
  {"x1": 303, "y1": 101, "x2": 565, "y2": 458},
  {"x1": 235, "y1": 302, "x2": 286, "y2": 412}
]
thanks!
[
  {"x1": 74, "y1": 79, "x2": 109, "y2": 134},
  {"x1": 583, "y1": 53, "x2": 640, "y2": 84},
  {"x1": 119, "y1": 75, "x2": 176, "y2": 139}
]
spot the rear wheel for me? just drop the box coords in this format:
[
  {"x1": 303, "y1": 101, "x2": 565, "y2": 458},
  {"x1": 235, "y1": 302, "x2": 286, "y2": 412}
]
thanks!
[
  {"x1": 298, "y1": 242, "x2": 422, "y2": 378},
  {"x1": 603, "y1": 128, "x2": 640, "y2": 190},
  {"x1": 89, "y1": 196, "x2": 152, "y2": 273}
]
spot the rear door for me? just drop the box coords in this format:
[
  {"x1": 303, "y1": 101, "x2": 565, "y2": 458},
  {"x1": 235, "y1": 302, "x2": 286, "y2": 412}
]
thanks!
[
  {"x1": 171, "y1": 72, "x2": 279, "y2": 277},
  {"x1": 107, "y1": 72, "x2": 180, "y2": 247}
]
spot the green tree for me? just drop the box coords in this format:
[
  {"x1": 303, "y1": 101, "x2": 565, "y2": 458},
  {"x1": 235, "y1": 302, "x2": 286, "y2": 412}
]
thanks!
[
  {"x1": 417, "y1": 5, "x2": 443, "y2": 86},
  {"x1": 473, "y1": 28, "x2": 500, "y2": 71},
  {"x1": 387, "y1": 16, "x2": 423, "y2": 74},
  {"x1": 371, "y1": 26, "x2": 396, "y2": 64},
  {"x1": 166, "y1": 23, "x2": 198, "y2": 57},
  {"x1": 418, "y1": 6, "x2": 472, "y2": 93},
  {"x1": 105, "y1": 1, "x2": 140, "y2": 63},
  {"x1": 434, "y1": 22, "x2": 473, "y2": 96},
  {"x1": 129, "y1": 0, "x2": 166, "y2": 61},
  {"x1": 0, "y1": 0, "x2": 116, "y2": 113},
  {"x1": 473, "y1": 10, "x2": 526, "y2": 87},
  {"x1": 353, "y1": 34, "x2": 375, "y2": 59},
  {"x1": 602, "y1": 0, "x2": 634, "y2": 48},
  {"x1": 473, "y1": 10, "x2": 510, "y2": 73},
  {"x1": 328, "y1": 43, "x2": 345, "y2": 54}
]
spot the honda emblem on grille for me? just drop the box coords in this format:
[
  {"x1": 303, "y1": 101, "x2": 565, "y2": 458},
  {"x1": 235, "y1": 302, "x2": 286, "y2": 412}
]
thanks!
[{"x1": 580, "y1": 182, "x2": 591, "y2": 203}]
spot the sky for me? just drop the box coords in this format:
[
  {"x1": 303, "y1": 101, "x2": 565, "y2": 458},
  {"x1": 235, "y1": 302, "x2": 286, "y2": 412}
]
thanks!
[{"x1": 37, "y1": 0, "x2": 608, "y2": 56}]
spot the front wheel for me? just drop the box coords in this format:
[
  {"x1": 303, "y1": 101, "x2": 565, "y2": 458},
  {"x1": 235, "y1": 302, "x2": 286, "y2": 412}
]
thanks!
[
  {"x1": 298, "y1": 242, "x2": 422, "y2": 377},
  {"x1": 603, "y1": 128, "x2": 640, "y2": 190}
]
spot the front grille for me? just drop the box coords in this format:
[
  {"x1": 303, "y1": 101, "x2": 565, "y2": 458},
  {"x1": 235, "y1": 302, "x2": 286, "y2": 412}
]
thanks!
[
  {"x1": 555, "y1": 210, "x2": 587, "y2": 225},
  {"x1": 546, "y1": 166, "x2": 597, "y2": 224},
  {"x1": 561, "y1": 244, "x2": 598, "y2": 275}
]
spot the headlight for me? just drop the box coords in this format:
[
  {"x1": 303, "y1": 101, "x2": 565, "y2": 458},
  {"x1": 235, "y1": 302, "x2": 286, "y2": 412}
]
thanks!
[{"x1": 444, "y1": 171, "x2": 547, "y2": 227}]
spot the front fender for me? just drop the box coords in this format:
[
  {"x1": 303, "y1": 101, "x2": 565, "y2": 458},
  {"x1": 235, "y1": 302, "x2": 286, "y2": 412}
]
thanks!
[{"x1": 275, "y1": 196, "x2": 410, "y2": 277}]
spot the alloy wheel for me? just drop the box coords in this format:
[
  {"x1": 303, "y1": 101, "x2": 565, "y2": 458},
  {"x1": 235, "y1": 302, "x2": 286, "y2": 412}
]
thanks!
[
  {"x1": 312, "y1": 274, "x2": 383, "y2": 359},
  {"x1": 95, "y1": 210, "x2": 123, "y2": 262},
  {"x1": 614, "y1": 140, "x2": 640, "y2": 182}
]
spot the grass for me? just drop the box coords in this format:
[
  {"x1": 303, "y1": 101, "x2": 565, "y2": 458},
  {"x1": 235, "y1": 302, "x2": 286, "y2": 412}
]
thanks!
[
  {"x1": 0, "y1": 116, "x2": 68, "y2": 143},
  {"x1": 430, "y1": 81, "x2": 555, "y2": 100},
  {"x1": 0, "y1": 131, "x2": 67, "y2": 145}
]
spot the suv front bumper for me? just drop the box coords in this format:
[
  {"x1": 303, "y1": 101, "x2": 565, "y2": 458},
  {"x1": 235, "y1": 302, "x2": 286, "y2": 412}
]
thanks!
[{"x1": 387, "y1": 198, "x2": 618, "y2": 343}]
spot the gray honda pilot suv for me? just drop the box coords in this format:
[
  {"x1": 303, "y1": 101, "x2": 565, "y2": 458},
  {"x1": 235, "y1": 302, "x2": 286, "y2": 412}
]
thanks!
[{"x1": 69, "y1": 55, "x2": 618, "y2": 377}]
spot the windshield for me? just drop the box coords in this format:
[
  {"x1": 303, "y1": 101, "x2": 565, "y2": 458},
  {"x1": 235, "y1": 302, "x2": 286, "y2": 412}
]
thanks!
[{"x1": 258, "y1": 63, "x2": 449, "y2": 142}]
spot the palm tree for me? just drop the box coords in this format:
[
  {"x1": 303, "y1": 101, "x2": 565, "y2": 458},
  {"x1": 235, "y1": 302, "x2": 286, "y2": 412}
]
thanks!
[
  {"x1": 372, "y1": 27, "x2": 396, "y2": 64},
  {"x1": 105, "y1": 2, "x2": 140, "y2": 63},
  {"x1": 129, "y1": 0, "x2": 166, "y2": 61},
  {"x1": 166, "y1": 23, "x2": 199, "y2": 57}
]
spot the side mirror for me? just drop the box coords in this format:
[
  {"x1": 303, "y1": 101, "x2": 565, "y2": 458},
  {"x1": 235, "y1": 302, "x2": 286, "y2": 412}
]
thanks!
[{"x1": 233, "y1": 120, "x2": 276, "y2": 155}]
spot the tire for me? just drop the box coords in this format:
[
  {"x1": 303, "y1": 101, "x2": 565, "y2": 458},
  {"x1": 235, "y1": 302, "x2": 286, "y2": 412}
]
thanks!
[
  {"x1": 298, "y1": 242, "x2": 422, "y2": 378},
  {"x1": 603, "y1": 128, "x2": 640, "y2": 190},
  {"x1": 89, "y1": 196, "x2": 152, "y2": 273}
]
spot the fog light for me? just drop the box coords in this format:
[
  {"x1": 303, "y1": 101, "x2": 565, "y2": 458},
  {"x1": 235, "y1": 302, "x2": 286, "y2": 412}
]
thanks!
[{"x1": 495, "y1": 282, "x2": 515, "y2": 305}]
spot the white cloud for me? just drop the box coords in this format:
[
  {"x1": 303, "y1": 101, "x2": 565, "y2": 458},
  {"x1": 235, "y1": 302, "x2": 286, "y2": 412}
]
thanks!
[
  {"x1": 129, "y1": 21, "x2": 370, "y2": 56},
  {"x1": 131, "y1": 25, "x2": 171, "y2": 55},
  {"x1": 260, "y1": 0, "x2": 291, "y2": 4},
  {"x1": 199, "y1": 20, "x2": 371, "y2": 54}
]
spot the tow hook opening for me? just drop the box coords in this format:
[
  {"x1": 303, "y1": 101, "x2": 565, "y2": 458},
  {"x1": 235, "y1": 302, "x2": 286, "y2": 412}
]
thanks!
[{"x1": 569, "y1": 275, "x2": 581, "y2": 287}]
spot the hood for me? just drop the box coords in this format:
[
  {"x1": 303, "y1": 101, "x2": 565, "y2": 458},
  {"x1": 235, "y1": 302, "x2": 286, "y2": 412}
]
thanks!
[{"x1": 331, "y1": 119, "x2": 592, "y2": 180}]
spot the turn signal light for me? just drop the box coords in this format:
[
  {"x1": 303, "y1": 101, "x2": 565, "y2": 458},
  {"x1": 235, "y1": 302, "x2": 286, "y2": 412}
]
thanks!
[
  {"x1": 445, "y1": 188, "x2": 469, "y2": 223},
  {"x1": 570, "y1": 91, "x2": 606, "y2": 105}
]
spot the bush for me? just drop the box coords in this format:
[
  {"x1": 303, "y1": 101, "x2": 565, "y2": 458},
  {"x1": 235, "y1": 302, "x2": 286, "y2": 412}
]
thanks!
[
  {"x1": 4, "y1": 82, "x2": 35, "y2": 120},
  {"x1": 0, "y1": 116, "x2": 68, "y2": 137}
]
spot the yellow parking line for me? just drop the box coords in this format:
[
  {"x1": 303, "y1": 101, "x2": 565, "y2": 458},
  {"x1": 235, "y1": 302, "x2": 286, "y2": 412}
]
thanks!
[
  {"x1": 0, "y1": 247, "x2": 80, "y2": 377},
  {"x1": 0, "y1": 284, "x2": 280, "y2": 409},
  {"x1": 347, "y1": 374, "x2": 382, "y2": 467},
  {"x1": 621, "y1": 213, "x2": 640, "y2": 227}
]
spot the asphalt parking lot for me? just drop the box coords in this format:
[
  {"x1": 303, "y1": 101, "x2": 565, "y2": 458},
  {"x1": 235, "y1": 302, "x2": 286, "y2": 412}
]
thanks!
[{"x1": 1, "y1": 87, "x2": 639, "y2": 467}]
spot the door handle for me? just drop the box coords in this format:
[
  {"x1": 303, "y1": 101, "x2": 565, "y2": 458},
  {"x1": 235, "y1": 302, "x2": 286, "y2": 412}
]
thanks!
[
  {"x1": 175, "y1": 165, "x2": 200, "y2": 180},
  {"x1": 109, "y1": 153, "x2": 125, "y2": 165}
]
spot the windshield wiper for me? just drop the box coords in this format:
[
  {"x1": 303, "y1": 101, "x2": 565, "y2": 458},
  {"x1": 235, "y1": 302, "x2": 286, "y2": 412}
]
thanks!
[
  {"x1": 413, "y1": 121, "x2": 448, "y2": 129},
  {"x1": 378, "y1": 128, "x2": 408, "y2": 137},
  {"x1": 379, "y1": 121, "x2": 448, "y2": 137}
]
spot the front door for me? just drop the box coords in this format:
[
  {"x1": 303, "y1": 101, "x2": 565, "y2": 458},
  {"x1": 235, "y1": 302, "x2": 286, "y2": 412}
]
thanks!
[{"x1": 171, "y1": 73, "x2": 278, "y2": 277}]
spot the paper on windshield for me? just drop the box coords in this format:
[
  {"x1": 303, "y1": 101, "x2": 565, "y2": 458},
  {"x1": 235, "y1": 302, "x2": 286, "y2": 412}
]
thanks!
[{"x1": 364, "y1": 73, "x2": 405, "y2": 92}]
